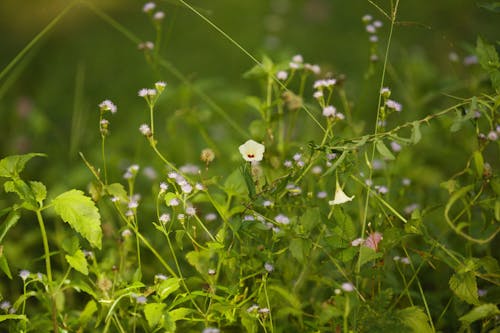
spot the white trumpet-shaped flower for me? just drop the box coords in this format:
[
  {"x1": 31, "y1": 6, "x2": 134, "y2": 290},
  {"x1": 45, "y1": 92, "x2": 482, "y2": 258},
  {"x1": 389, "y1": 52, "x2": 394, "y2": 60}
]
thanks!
[
  {"x1": 239, "y1": 139, "x2": 265, "y2": 162},
  {"x1": 329, "y1": 180, "x2": 354, "y2": 205}
]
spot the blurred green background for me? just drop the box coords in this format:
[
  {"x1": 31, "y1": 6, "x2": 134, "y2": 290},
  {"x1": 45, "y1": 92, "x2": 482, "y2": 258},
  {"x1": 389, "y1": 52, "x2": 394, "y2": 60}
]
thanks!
[{"x1": 0, "y1": 0, "x2": 498, "y2": 196}]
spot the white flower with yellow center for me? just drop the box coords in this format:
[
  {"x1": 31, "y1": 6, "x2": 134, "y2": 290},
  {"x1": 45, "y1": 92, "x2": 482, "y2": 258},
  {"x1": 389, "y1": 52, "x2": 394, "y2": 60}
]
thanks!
[
  {"x1": 329, "y1": 180, "x2": 354, "y2": 205},
  {"x1": 239, "y1": 139, "x2": 265, "y2": 162}
]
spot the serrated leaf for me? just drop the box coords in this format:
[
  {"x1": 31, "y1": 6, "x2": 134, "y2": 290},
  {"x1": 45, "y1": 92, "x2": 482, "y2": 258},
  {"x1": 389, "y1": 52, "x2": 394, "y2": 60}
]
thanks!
[
  {"x1": 65, "y1": 249, "x2": 88, "y2": 275},
  {"x1": 0, "y1": 153, "x2": 45, "y2": 178},
  {"x1": 398, "y1": 306, "x2": 433, "y2": 333},
  {"x1": 224, "y1": 169, "x2": 247, "y2": 196},
  {"x1": 358, "y1": 246, "x2": 383, "y2": 267},
  {"x1": 29, "y1": 181, "x2": 46, "y2": 205},
  {"x1": 375, "y1": 140, "x2": 395, "y2": 160},
  {"x1": 4, "y1": 179, "x2": 37, "y2": 210},
  {"x1": 459, "y1": 303, "x2": 500, "y2": 324},
  {"x1": 144, "y1": 302, "x2": 166, "y2": 328},
  {"x1": 105, "y1": 183, "x2": 128, "y2": 202},
  {"x1": 449, "y1": 272, "x2": 479, "y2": 305},
  {"x1": 0, "y1": 210, "x2": 20, "y2": 243},
  {"x1": 52, "y1": 190, "x2": 102, "y2": 249},
  {"x1": 477, "y1": 37, "x2": 500, "y2": 71}
]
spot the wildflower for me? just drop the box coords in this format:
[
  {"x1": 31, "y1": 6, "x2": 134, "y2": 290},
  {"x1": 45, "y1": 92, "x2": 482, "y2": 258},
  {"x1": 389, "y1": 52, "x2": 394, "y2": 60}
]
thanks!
[
  {"x1": 373, "y1": 20, "x2": 383, "y2": 28},
  {"x1": 487, "y1": 131, "x2": 498, "y2": 141},
  {"x1": 393, "y1": 256, "x2": 401, "y2": 262},
  {"x1": 275, "y1": 214, "x2": 290, "y2": 225},
  {"x1": 292, "y1": 54, "x2": 303, "y2": 63},
  {"x1": 323, "y1": 105, "x2": 336, "y2": 117},
  {"x1": 364, "y1": 232, "x2": 383, "y2": 251},
  {"x1": 313, "y1": 91, "x2": 323, "y2": 99},
  {"x1": 334, "y1": 289, "x2": 341, "y2": 295},
  {"x1": 200, "y1": 148, "x2": 215, "y2": 164},
  {"x1": 293, "y1": 153, "x2": 302, "y2": 161},
  {"x1": 128, "y1": 197, "x2": 139, "y2": 209},
  {"x1": 369, "y1": 35, "x2": 378, "y2": 43},
  {"x1": 19, "y1": 270, "x2": 30, "y2": 281},
  {"x1": 312, "y1": 165, "x2": 322, "y2": 174},
  {"x1": 243, "y1": 215, "x2": 255, "y2": 221},
  {"x1": 247, "y1": 304, "x2": 259, "y2": 313},
  {"x1": 121, "y1": 229, "x2": 132, "y2": 238},
  {"x1": 400, "y1": 257, "x2": 410, "y2": 265},
  {"x1": 317, "y1": 191, "x2": 327, "y2": 199},
  {"x1": 402, "y1": 178, "x2": 411, "y2": 186},
  {"x1": 138, "y1": 41, "x2": 155, "y2": 50},
  {"x1": 186, "y1": 206, "x2": 196, "y2": 216},
  {"x1": 159, "y1": 213, "x2": 171, "y2": 223},
  {"x1": 168, "y1": 198, "x2": 179, "y2": 206},
  {"x1": 208, "y1": 268, "x2": 216, "y2": 275},
  {"x1": 313, "y1": 80, "x2": 327, "y2": 89},
  {"x1": 448, "y1": 52, "x2": 459, "y2": 62},
  {"x1": 177, "y1": 213, "x2": 185, "y2": 220},
  {"x1": 262, "y1": 200, "x2": 273, "y2": 207},
  {"x1": 296, "y1": 160, "x2": 305, "y2": 168},
  {"x1": 205, "y1": 213, "x2": 217, "y2": 221},
  {"x1": 195, "y1": 183, "x2": 205, "y2": 191},
  {"x1": 385, "y1": 99, "x2": 402, "y2": 112},
  {"x1": 153, "y1": 11, "x2": 165, "y2": 20},
  {"x1": 329, "y1": 180, "x2": 354, "y2": 205},
  {"x1": 478, "y1": 289, "x2": 488, "y2": 297},
  {"x1": 239, "y1": 139, "x2": 265, "y2": 162},
  {"x1": 99, "y1": 100, "x2": 117, "y2": 114},
  {"x1": 258, "y1": 308, "x2": 270, "y2": 314},
  {"x1": 97, "y1": 277, "x2": 112, "y2": 292},
  {"x1": 276, "y1": 70, "x2": 288, "y2": 80},
  {"x1": 143, "y1": 2, "x2": 156, "y2": 13},
  {"x1": 155, "y1": 81, "x2": 167, "y2": 92},
  {"x1": 264, "y1": 262, "x2": 274, "y2": 272},
  {"x1": 181, "y1": 183, "x2": 193, "y2": 194},
  {"x1": 390, "y1": 141, "x2": 402, "y2": 152},
  {"x1": 463, "y1": 55, "x2": 478, "y2": 66},
  {"x1": 0, "y1": 301, "x2": 11, "y2": 311},
  {"x1": 375, "y1": 185, "x2": 388, "y2": 195},
  {"x1": 305, "y1": 63, "x2": 321, "y2": 74},
  {"x1": 289, "y1": 62, "x2": 300, "y2": 69},
  {"x1": 134, "y1": 295, "x2": 147, "y2": 304},
  {"x1": 111, "y1": 196, "x2": 120, "y2": 203},
  {"x1": 380, "y1": 87, "x2": 391, "y2": 97},
  {"x1": 341, "y1": 282, "x2": 354, "y2": 292},
  {"x1": 351, "y1": 238, "x2": 364, "y2": 246},
  {"x1": 143, "y1": 166, "x2": 157, "y2": 180},
  {"x1": 362, "y1": 14, "x2": 372, "y2": 23},
  {"x1": 203, "y1": 328, "x2": 220, "y2": 333},
  {"x1": 155, "y1": 274, "x2": 168, "y2": 282},
  {"x1": 404, "y1": 203, "x2": 419, "y2": 215},
  {"x1": 365, "y1": 24, "x2": 376, "y2": 33},
  {"x1": 159, "y1": 182, "x2": 168, "y2": 192},
  {"x1": 138, "y1": 89, "x2": 148, "y2": 97},
  {"x1": 283, "y1": 160, "x2": 293, "y2": 168}
]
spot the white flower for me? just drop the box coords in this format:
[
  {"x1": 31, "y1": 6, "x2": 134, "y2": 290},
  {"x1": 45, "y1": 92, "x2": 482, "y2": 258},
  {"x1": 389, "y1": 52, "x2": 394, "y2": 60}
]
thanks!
[
  {"x1": 143, "y1": 2, "x2": 156, "y2": 13},
  {"x1": 239, "y1": 139, "x2": 265, "y2": 162},
  {"x1": 292, "y1": 54, "x2": 303, "y2": 63},
  {"x1": 328, "y1": 180, "x2": 354, "y2": 205},
  {"x1": 99, "y1": 100, "x2": 117, "y2": 114},
  {"x1": 341, "y1": 282, "x2": 354, "y2": 292},
  {"x1": 322, "y1": 105, "x2": 336, "y2": 117},
  {"x1": 153, "y1": 11, "x2": 165, "y2": 21},
  {"x1": 275, "y1": 214, "x2": 290, "y2": 225},
  {"x1": 385, "y1": 99, "x2": 402, "y2": 112},
  {"x1": 276, "y1": 70, "x2": 288, "y2": 80}
]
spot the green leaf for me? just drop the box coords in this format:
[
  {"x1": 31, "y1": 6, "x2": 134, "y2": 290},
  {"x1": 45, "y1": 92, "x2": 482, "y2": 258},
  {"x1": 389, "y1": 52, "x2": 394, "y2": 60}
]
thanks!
[
  {"x1": 473, "y1": 151, "x2": 484, "y2": 178},
  {"x1": 224, "y1": 168, "x2": 247, "y2": 196},
  {"x1": 411, "y1": 122, "x2": 422, "y2": 144},
  {"x1": 105, "y1": 183, "x2": 128, "y2": 202},
  {"x1": 156, "y1": 277, "x2": 181, "y2": 300},
  {"x1": 375, "y1": 140, "x2": 395, "y2": 160},
  {"x1": 300, "y1": 207, "x2": 321, "y2": 233},
  {"x1": 449, "y1": 272, "x2": 479, "y2": 305},
  {"x1": 144, "y1": 302, "x2": 166, "y2": 328},
  {"x1": 397, "y1": 306, "x2": 433, "y2": 333},
  {"x1": 241, "y1": 165, "x2": 256, "y2": 198},
  {"x1": 65, "y1": 249, "x2": 89, "y2": 275},
  {"x1": 0, "y1": 210, "x2": 20, "y2": 243},
  {"x1": 0, "y1": 314, "x2": 28, "y2": 323},
  {"x1": 459, "y1": 303, "x2": 500, "y2": 324},
  {"x1": 0, "y1": 252, "x2": 12, "y2": 279},
  {"x1": 268, "y1": 285, "x2": 301, "y2": 310},
  {"x1": 168, "y1": 307, "x2": 194, "y2": 321},
  {"x1": 79, "y1": 300, "x2": 98, "y2": 326},
  {"x1": 52, "y1": 189, "x2": 102, "y2": 249},
  {"x1": 477, "y1": 1, "x2": 500, "y2": 12},
  {"x1": 29, "y1": 181, "x2": 46, "y2": 205},
  {"x1": 0, "y1": 153, "x2": 45, "y2": 178},
  {"x1": 186, "y1": 250, "x2": 212, "y2": 276},
  {"x1": 476, "y1": 37, "x2": 500, "y2": 91},
  {"x1": 4, "y1": 179, "x2": 38, "y2": 210},
  {"x1": 358, "y1": 246, "x2": 383, "y2": 267},
  {"x1": 289, "y1": 238, "x2": 311, "y2": 264}
]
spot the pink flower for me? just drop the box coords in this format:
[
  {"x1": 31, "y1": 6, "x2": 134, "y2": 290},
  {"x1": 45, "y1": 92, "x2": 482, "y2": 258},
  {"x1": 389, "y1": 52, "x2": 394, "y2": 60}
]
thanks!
[{"x1": 364, "y1": 232, "x2": 383, "y2": 251}]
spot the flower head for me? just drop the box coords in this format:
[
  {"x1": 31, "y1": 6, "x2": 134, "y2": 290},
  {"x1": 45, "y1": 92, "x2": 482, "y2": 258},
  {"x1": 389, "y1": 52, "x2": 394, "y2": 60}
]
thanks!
[
  {"x1": 239, "y1": 140, "x2": 265, "y2": 162},
  {"x1": 19, "y1": 270, "x2": 30, "y2": 281},
  {"x1": 99, "y1": 100, "x2": 117, "y2": 114},
  {"x1": 329, "y1": 180, "x2": 354, "y2": 205}
]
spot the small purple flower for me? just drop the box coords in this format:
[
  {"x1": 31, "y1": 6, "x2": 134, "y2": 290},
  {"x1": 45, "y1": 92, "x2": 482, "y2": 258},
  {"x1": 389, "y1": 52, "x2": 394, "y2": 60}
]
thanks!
[{"x1": 19, "y1": 270, "x2": 30, "y2": 281}]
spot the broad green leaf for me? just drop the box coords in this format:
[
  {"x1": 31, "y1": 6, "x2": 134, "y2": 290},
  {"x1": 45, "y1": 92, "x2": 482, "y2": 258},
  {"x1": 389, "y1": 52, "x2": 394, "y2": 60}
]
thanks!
[
  {"x1": 62, "y1": 236, "x2": 80, "y2": 254},
  {"x1": 0, "y1": 210, "x2": 20, "y2": 243},
  {"x1": 168, "y1": 307, "x2": 194, "y2": 321},
  {"x1": 224, "y1": 169, "x2": 247, "y2": 196},
  {"x1": 0, "y1": 153, "x2": 45, "y2": 178},
  {"x1": 375, "y1": 140, "x2": 395, "y2": 160},
  {"x1": 29, "y1": 181, "x2": 46, "y2": 205},
  {"x1": 300, "y1": 207, "x2": 321, "y2": 233},
  {"x1": 79, "y1": 300, "x2": 97, "y2": 326},
  {"x1": 156, "y1": 277, "x2": 181, "y2": 300},
  {"x1": 398, "y1": 306, "x2": 433, "y2": 333},
  {"x1": 358, "y1": 246, "x2": 383, "y2": 268},
  {"x1": 411, "y1": 122, "x2": 422, "y2": 144},
  {"x1": 4, "y1": 179, "x2": 38, "y2": 210},
  {"x1": 52, "y1": 190, "x2": 102, "y2": 249},
  {"x1": 331, "y1": 208, "x2": 356, "y2": 245},
  {"x1": 105, "y1": 183, "x2": 128, "y2": 202},
  {"x1": 0, "y1": 252, "x2": 12, "y2": 279},
  {"x1": 449, "y1": 272, "x2": 479, "y2": 305},
  {"x1": 289, "y1": 238, "x2": 311, "y2": 264},
  {"x1": 186, "y1": 250, "x2": 212, "y2": 276},
  {"x1": 65, "y1": 249, "x2": 89, "y2": 275},
  {"x1": 459, "y1": 303, "x2": 500, "y2": 324},
  {"x1": 144, "y1": 303, "x2": 166, "y2": 328},
  {"x1": 0, "y1": 314, "x2": 28, "y2": 323}
]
